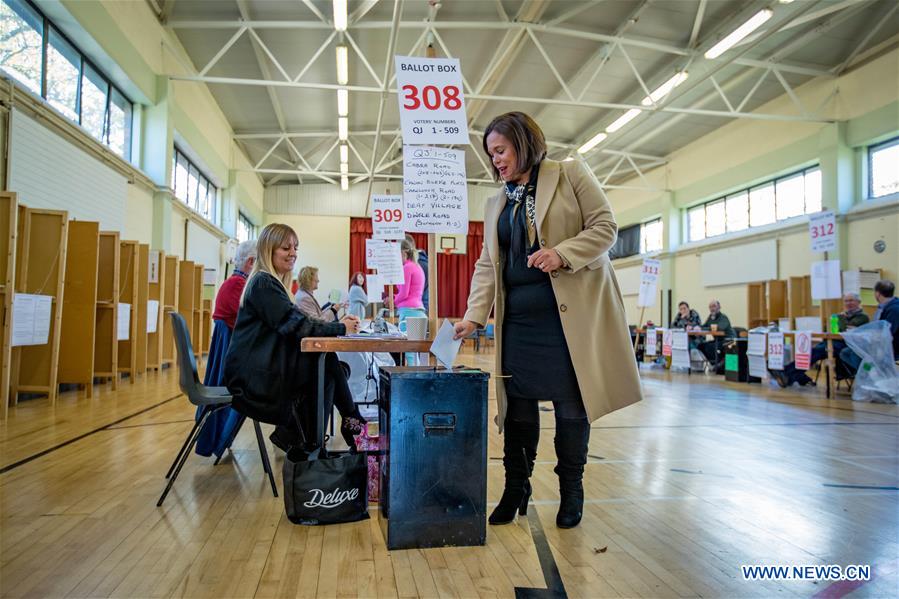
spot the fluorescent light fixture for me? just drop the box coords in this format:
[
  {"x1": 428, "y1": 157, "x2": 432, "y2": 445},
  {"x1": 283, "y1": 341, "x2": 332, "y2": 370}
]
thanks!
[
  {"x1": 778, "y1": 0, "x2": 794, "y2": 3},
  {"x1": 341, "y1": 175, "x2": 349, "y2": 191},
  {"x1": 339, "y1": 144, "x2": 348, "y2": 163},
  {"x1": 337, "y1": 89, "x2": 348, "y2": 116},
  {"x1": 641, "y1": 71, "x2": 689, "y2": 106},
  {"x1": 605, "y1": 108, "x2": 642, "y2": 133},
  {"x1": 340, "y1": 162, "x2": 349, "y2": 175},
  {"x1": 333, "y1": 0, "x2": 347, "y2": 32},
  {"x1": 338, "y1": 117, "x2": 348, "y2": 141},
  {"x1": 577, "y1": 132, "x2": 607, "y2": 154},
  {"x1": 704, "y1": 9, "x2": 773, "y2": 59},
  {"x1": 336, "y1": 45, "x2": 348, "y2": 85},
  {"x1": 563, "y1": 156, "x2": 576, "y2": 162}
]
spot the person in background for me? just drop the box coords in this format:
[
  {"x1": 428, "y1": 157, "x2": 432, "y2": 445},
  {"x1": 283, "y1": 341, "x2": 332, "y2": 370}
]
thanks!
[
  {"x1": 195, "y1": 239, "x2": 257, "y2": 458},
  {"x1": 347, "y1": 271, "x2": 368, "y2": 320},
  {"x1": 405, "y1": 234, "x2": 430, "y2": 311},
  {"x1": 295, "y1": 266, "x2": 342, "y2": 322},
  {"x1": 395, "y1": 238, "x2": 427, "y2": 326},
  {"x1": 670, "y1": 301, "x2": 701, "y2": 329},
  {"x1": 773, "y1": 292, "x2": 869, "y2": 387},
  {"x1": 697, "y1": 300, "x2": 735, "y2": 371},
  {"x1": 839, "y1": 280, "x2": 899, "y2": 374},
  {"x1": 225, "y1": 224, "x2": 364, "y2": 452},
  {"x1": 452, "y1": 111, "x2": 642, "y2": 529}
]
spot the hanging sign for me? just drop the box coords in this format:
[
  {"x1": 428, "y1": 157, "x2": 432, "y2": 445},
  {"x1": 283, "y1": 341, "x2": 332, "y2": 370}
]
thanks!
[
  {"x1": 394, "y1": 56, "x2": 468, "y2": 145},
  {"x1": 402, "y1": 146, "x2": 468, "y2": 234},
  {"x1": 371, "y1": 195, "x2": 405, "y2": 240},
  {"x1": 808, "y1": 210, "x2": 836, "y2": 253},
  {"x1": 637, "y1": 258, "x2": 660, "y2": 308},
  {"x1": 365, "y1": 239, "x2": 405, "y2": 285}
]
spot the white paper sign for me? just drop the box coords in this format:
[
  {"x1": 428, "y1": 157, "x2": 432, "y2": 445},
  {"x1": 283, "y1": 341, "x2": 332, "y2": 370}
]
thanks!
[
  {"x1": 366, "y1": 274, "x2": 384, "y2": 303},
  {"x1": 795, "y1": 331, "x2": 813, "y2": 370},
  {"x1": 747, "y1": 331, "x2": 767, "y2": 356},
  {"x1": 149, "y1": 250, "x2": 161, "y2": 284},
  {"x1": 394, "y1": 55, "x2": 468, "y2": 145},
  {"x1": 842, "y1": 270, "x2": 860, "y2": 296},
  {"x1": 748, "y1": 355, "x2": 768, "y2": 379},
  {"x1": 811, "y1": 259, "x2": 842, "y2": 300},
  {"x1": 11, "y1": 293, "x2": 52, "y2": 346},
  {"x1": 117, "y1": 303, "x2": 131, "y2": 341},
  {"x1": 767, "y1": 332, "x2": 785, "y2": 369},
  {"x1": 778, "y1": 317, "x2": 791, "y2": 332},
  {"x1": 808, "y1": 210, "x2": 836, "y2": 253},
  {"x1": 645, "y1": 328, "x2": 657, "y2": 356},
  {"x1": 671, "y1": 348, "x2": 690, "y2": 369},
  {"x1": 637, "y1": 258, "x2": 661, "y2": 308},
  {"x1": 662, "y1": 328, "x2": 672, "y2": 357},
  {"x1": 430, "y1": 319, "x2": 463, "y2": 369},
  {"x1": 147, "y1": 300, "x2": 160, "y2": 333},
  {"x1": 672, "y1": 330, "x2": 688, "y2": 351},
  {"x1": 365, "y1": 239, "x2": 405, "y2": 285},
  {"x1": 403, "y1": 146, "x2": 468, "y2": 234},
  {"x1": 795, "y1": 316, "x2": 822, "y2": 333},
  {"x1": 371, "y1": 195, "x2": 405, "y2": 240},
  {"x1": 203, "y1": 268, "x2": 217, "y2": 286}
]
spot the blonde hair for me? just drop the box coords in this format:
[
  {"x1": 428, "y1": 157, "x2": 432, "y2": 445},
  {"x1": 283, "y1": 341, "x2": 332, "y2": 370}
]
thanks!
[
  {"x1": 400, "y1": 238, "x2": 417, "y2": 262},
  {"x1": 297, "y1": 266, "x2": 319, "y2": 292},
  {"x1": 241, "y1": 223, "x2": 297, "y2": 305}
]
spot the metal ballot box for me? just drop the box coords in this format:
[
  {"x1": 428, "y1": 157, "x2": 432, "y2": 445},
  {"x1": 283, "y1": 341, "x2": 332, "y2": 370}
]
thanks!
[{"x1": 378, "y1": 366, "x2": 489, "y2": 550}]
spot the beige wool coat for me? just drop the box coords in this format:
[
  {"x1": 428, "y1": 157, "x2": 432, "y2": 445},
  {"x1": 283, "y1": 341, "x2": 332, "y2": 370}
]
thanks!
[{"x1": 463, "y1": 159, "x2": 643, "y2": 431}]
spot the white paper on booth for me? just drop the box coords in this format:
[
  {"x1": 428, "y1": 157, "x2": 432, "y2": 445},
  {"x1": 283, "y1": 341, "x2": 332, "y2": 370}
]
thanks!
[
  {"x1": 149, "y1": 250, "x2": 160, "y2": 284},
  {"x1": 394, "y1": 56, "x2": 468, "y2": 146},
  {"x1": 402, "y1": 146, "x2": 468, "y2": 234},
  {"x1": 371, "y1": 195, "x2": 406, "y2": 240},
  {"x1": 11, "y1": 293, "x2": 36, "y2": 346},
  {"x1": 203, "y1": 268, "x2": 217, "y2": 286},
  {"x1": 31, "y1": 295, "x2": 52, "y2": 345},
  {"x1": 366, "y1": 274, "x2": 384, "y2": 303},
  {"x1": 747, "y1": 331, "x2": 767, "y2": 356},
  {"x1": 365, "y1": 239, "x2": 405, "y2": 285},
  {"x1": 672, "y1": 330, "x2": 688, "y2": 351},
  {"x1": 430, "y1": 319, "x2": 462, "y2": 369},
  {"x1": 117, "y1": 303, "x2": 131, "y2": 341},
  {"x1": 645, "y1": 328, "x2": 657, "y2": 356},
  {"x1": 147, "y1": 300, "x2": 160, "y2": 333},
  {"x1": 748, "y1": 355, "x2": 768, "y2": 379},
  {"x1": 671, "y1": 348, "x2": 690, "y2": 369},
  {"x1": 767, "y1": 332, "x2": 785, "y2": 370},
  {"x1": 811, "y1": 259, "x2": 841, "y2": 300},
  {"x1": 842, "y1": 270, "x2": 860, "y2": 296},
  {"x1": 795, "y1": 316, "x2": 822, "y2": 333}
]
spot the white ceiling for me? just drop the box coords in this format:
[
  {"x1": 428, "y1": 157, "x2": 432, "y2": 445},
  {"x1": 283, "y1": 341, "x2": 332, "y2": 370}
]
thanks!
[{"x1": 162, "y1": 0, "x2": 899, "y2": 189}]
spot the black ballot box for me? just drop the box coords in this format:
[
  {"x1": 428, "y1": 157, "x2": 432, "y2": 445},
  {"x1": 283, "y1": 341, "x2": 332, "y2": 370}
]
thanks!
[
  {"x1": 724, "y1": 339, "x2": 749, "y2": 382},
  {"x1": 378, "y1": 366, "x2": 489, "y2": 550}
]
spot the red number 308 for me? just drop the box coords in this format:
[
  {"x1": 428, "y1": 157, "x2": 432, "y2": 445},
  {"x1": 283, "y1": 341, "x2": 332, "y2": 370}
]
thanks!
[{"x1": 402, "y1": 85, "x2": 463, "y2": 110}]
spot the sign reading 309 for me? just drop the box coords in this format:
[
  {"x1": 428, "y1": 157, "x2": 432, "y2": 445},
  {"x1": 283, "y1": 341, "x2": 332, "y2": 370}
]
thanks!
[{"x1": 394, "y1": 55, "x2": 469, "y2": 145}]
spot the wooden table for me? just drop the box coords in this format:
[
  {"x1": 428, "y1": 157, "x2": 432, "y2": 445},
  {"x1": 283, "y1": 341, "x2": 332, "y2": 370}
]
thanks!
[{"x1": 778, "y1": 332, "x2": 844, "y2": 399}]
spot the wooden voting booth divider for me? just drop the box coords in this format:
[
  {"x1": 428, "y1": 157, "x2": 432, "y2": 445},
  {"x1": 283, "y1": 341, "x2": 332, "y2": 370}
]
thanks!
[
  {"x1": 201, "y1": 298, "x2": 212, "y2": 354},
  {"x1": 135, "y1": 244, "x2": 150, "y2": 376},
  {"x1": 57, "y1": 220, "x2": 99, "y2": 397},
  {"x1": 1, "y1": 193, "x2": 18, "y2": 418},
  {"x1": 118, "y1": 240, "x2": 139, "y2": 383},
  {"x1": 94, "y1": 231, "x2": 120, "y2": 389},
  {"x1": 10, "y1": 206, "x2": 68, "y2": 405},
  {"x1": 161, "y1": 255, "x2": 180, "y2": 367},
  {"x1": 192, "y1": 264, "x2": 203, "y2": 361},
  {"x1": 178, "y1": 260, "x2": 198, "y2": 359},
  {"x1": 747, "y1": 283, "x2": 766, "y2": 328},
  {"x1": 147, "y1": 250, "x2": 166, "y2": 370}
]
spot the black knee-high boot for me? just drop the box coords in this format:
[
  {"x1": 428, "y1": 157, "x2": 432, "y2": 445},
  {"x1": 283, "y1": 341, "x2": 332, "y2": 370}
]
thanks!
[
  {"x1": 554, "y1": 417, "x2": 590, "y2": 528},
  {"x1": 489, "y1": 418, "x2": 540, "y2": 525}
]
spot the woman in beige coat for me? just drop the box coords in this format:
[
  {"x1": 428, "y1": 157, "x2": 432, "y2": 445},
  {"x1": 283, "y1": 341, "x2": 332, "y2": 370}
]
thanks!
[{"x1": 454, "y1": 112, "x2": 642, "y2": 528}]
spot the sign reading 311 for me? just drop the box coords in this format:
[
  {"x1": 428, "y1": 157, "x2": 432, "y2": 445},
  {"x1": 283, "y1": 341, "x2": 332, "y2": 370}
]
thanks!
[{"x1": 394, "y1": 55, "x2": 468, "y2": 145}]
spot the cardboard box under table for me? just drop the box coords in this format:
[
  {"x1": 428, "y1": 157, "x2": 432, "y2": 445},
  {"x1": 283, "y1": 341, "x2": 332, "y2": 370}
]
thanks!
[{"x1": 378, "y1": 366, "x2": 489, "y2": 550}]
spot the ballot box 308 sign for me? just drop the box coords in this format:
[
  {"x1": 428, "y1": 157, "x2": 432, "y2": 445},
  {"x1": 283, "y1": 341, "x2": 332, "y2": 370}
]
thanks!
[{"x1": 395, "y1": 56, "x2": 468, "y2": 145}]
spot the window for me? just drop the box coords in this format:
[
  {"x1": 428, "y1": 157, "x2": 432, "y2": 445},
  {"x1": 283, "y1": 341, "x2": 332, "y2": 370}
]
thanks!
[
  {"x1": 0, "y1": 0, "x2": 132, "y2": 160},
  {"x1": 171, "y1": 146, "x2": 217, "y2": 222},
  {"x1": 237, "y1": 212, "x2": 256, "y2": 242},
  {"x1": 869, "y1": 137, "x2": 899, "y2": 198},
  {"x1": 688, "y1": 166, "x2": 822, "y2": 242},
  {"x1": 640, "y1": 218, "x2": 663, "y2": 253}
]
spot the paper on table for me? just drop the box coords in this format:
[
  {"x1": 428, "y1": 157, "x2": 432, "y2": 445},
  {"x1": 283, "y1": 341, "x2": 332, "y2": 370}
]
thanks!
[
  {"x1": 645, "y1": 328, "x2": 657, "y2": 356},
  {"x1": 117, "y1": 303, "x2": 131, "y2": 341},
  {"x1": 748, "y1": 355, "x2": 768, "y2": 379},
  {"x1": 147, "y1": 300, "x2": 160, "y2": 333},
  {"x1": 430, "y1": 319, "x2": 462, "y2": 369},
  {"x1": 671, "y1": 348, "x2": 690, "y2": 369},
  {"x1": 747, "y1": 331, "x2": 766, "y2": 356},
  {"x1": 672, "y1": 330, "x2": 688, "y2": 351},
  {"x1": 795, "y1": 316, "x2": 822, "y2": 333}
]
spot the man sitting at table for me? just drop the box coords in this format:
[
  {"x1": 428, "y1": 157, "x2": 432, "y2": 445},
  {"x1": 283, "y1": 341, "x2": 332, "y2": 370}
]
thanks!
[
  {"x1": 697, "y1": 300, "x2": 735, "y2": 372},
  {"x1": 839, "y1": 280, "x2": 899, "y2": 375},
  {"x1": 772, "y1": 292, "x2": 869, "y2": 387}
]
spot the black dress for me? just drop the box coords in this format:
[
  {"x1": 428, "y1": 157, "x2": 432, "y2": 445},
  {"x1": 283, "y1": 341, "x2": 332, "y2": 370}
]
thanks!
[{"x1": 498, "y1": 199, "x2": 581, "y2": 402}]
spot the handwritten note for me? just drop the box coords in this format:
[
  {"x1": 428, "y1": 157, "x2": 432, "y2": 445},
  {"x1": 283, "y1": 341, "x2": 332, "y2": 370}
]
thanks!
[
  {"x1": 403, "y1": 146, "x2": 468, "y2": 234},
  {"x1": 365, "y1": 239, "x2": 405, "y2": 285}
]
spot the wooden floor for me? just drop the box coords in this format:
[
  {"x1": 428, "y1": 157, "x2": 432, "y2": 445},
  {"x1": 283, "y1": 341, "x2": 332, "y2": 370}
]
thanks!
[{"x1": 1, "y1": 348, "x2": 897, "y2": 598}]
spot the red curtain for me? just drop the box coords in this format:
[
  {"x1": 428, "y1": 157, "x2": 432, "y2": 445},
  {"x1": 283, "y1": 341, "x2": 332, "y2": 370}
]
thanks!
[{"x1": 349, "y1": 218, "x2": 484, "y2": 318}]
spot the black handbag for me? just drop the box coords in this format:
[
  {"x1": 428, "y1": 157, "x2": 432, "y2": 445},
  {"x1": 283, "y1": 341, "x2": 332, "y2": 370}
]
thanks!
[{"x1": 282, "y1": 389, "x2": 369, "y2": 525}]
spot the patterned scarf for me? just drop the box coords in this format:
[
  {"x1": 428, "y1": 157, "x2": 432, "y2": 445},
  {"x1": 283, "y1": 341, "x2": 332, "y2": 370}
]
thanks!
[{"x1": 504, "y1": 165, "x2": 539, "y2": 262}]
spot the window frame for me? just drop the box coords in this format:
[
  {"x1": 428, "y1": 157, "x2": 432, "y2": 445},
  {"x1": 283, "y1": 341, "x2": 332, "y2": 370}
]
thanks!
[
  {"x1": 639, "y1": 217, "x2": 663, "y2": 254},
  {"x1": 686, "y1": 165, "x2": 822, "y2": 242},
  {"x1": 868, "y1": 136, "x2": 899, "y2": 200},
  {"x1": 236, "y1": 211, "x2": 256, "y2": 243},
  {"x1": 171, "y1": 146, "x2": 218, "y2": 223},
  {"x1": 0, "y1": 0, "x2": 133, "y2": 160}
]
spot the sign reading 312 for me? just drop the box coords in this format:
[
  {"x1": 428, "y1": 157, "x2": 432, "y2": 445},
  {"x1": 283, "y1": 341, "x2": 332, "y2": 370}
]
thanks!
[{"x1": 394, "y1": 55, "x2": 469, "y2": 145}]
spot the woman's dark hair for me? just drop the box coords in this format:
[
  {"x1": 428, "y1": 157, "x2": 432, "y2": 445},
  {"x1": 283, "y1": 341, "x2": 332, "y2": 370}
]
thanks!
[
  {"x1": 482, "y1": 112, "x2": 547, "y2": 182},
  {"x1": 678, "y1": 301, "x2": 690, "y2": 308},
  {"x1": 349, "y1": 271, "x2": 366, "y2": 292}
]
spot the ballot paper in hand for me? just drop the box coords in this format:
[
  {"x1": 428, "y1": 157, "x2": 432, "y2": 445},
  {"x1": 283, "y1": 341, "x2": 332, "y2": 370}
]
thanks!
[{"x1": 430, "y1": 319, "x2": 462, "y2": 369}]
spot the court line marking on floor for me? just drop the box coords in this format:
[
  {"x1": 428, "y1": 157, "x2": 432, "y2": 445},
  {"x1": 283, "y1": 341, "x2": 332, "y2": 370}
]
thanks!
[
  {"x1": 0, "y1": 394, "x2": 183, "y2": 475},
  {"x1": 821, "y1": 483, "x2": 899, "y2": 491},
  {"x1": 514, "y1": 505, "x2": 567, "y2": 599},
  {"x1": 106, "y1": 419, "x2": 195, "y2": 430}
]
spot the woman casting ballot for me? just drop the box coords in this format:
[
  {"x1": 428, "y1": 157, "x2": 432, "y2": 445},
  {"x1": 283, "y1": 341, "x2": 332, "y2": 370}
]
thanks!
[
  {"x1": 225, "y1": 223, "x2": 365, "y2": 452},
  {"x1": 453, "y1": 112, "x2": 643, "y2": 528}
]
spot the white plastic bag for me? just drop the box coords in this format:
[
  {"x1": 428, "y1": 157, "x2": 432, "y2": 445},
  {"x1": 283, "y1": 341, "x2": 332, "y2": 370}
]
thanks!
[{"x1": 841, "y1": 320, "x2": 898, "y2": 404}]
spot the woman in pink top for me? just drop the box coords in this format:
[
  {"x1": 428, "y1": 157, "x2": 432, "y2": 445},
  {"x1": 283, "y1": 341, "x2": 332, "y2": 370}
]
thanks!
[{"x1": 395, "y1": 237, "x2": 427, "y2": 327}]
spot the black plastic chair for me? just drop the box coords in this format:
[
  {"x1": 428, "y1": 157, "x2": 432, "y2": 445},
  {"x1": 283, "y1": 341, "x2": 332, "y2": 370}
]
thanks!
[{"x1": 157, "y1": 312, "x2": 278, "y2": 506}]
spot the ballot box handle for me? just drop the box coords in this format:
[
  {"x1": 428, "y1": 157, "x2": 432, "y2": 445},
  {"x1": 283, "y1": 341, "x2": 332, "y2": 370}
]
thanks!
[{"x1": 423, "y1": 413, "x2": 456, "y2": 431}]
